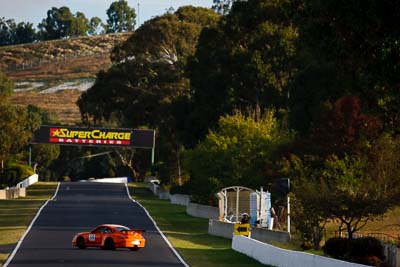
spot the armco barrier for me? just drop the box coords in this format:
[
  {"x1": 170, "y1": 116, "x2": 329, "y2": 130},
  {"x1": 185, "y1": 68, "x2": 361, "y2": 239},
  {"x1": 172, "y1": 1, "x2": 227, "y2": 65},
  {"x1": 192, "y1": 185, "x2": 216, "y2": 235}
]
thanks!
[
  {"x1": 158, "y1": 191, "x2": 171, "y2": 200},
  {"x1": 148, "y1": 182, "x2": 159, "y2": 195},
  {"x1": 91, "y1": 177, "x2": 128, "y2": 183},
  {"x1": 251, "y1": 227, "x2": 291, "y2": 244},
  {"x1": 170, "y1": 194, "x2": 190, "y2": 207},
  {"x1": 208, "y1": 219, "x2": 235, "y2": 239},
  {"x1": 0, "y1": 188, "x2": 26, "y2": 200},
  {"x1": 187, "y1": 203, "x2": 219, "y2": 220},
  {"x1": 232, "y1": 235, "x2": 371, "y2": 267},
  {"x1": 16, "y1": 174, "x2": 38, "y2": 188}
]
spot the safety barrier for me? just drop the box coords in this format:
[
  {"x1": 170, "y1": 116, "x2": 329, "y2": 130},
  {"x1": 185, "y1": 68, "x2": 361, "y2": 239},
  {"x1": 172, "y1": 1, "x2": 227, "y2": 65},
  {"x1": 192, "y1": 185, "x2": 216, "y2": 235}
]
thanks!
[
  {"x1": 16, "y1": 174, "x2": 38, "y2": 188},
  {"x1": 251, "y1": 227, "x2": 291, "y2": 244},
  {"x1": 208, "y1": 219, "x2": 235, "y2": 239},
  {"x1": 91, "y1": 177, "x2": 128, "y2": 183},
  {"x1": 0, "y1": 188, "x2": 26, "y2": 200},
  {"x1": 170, "y1": 194, "x2": 190, "y2": 206},
  {"x1": 187, "y1": 203, "x2": 219, "y2": 220},
  {"x1": 232, "y1": 235, "x2": 370, "y2": 267}
]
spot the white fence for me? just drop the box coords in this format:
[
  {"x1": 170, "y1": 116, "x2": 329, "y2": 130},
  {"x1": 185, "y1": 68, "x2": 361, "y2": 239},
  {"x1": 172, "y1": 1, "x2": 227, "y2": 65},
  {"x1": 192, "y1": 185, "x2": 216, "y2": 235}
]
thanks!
[
  {"x1": 0, "y1": 174, "x2": 37, "y2": 200},
  {"x1": 187, "y1": 203, "x2": 219, "y2": 220},
  {"x1": 16, "y1": 174, "x2": 38, "y2": 188},
  {"x1": 91, "y1": 177, "x2": 128, "y2": 183},
  {"x1": 170, "y1": 194, "x2": 190, "y2": 206},
  {"x1": 232, "y1": 235, "x2": 371, "y2": 267},
  {"x1": 0, "y1": 188, "x2": 26, "y2": 200}
]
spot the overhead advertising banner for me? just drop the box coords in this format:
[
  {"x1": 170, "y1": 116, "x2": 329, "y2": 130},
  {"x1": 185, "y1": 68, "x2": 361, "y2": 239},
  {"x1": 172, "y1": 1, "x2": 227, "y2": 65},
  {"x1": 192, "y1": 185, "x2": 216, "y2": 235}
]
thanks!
[{"x1": 32, "y1": 126, "x2": 155, "y2": 148}]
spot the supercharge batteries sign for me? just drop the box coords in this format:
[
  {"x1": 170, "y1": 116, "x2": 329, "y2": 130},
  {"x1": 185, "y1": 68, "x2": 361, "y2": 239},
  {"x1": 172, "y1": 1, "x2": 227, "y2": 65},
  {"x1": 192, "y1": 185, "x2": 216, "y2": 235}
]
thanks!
[{"x1": 32, "y1": 126, "x2": 155, "y2": 148}]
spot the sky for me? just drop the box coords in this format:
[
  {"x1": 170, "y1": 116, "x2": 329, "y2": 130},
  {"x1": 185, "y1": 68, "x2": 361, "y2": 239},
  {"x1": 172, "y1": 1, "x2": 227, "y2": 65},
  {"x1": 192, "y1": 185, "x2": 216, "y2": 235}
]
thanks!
[{"x1": 0, "y1": 0, "x2": 214, "y2": 27}]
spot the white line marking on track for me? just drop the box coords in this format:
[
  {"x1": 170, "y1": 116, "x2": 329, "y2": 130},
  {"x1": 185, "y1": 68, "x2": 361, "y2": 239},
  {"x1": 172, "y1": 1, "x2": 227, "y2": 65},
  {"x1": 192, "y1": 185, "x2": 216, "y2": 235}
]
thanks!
[
  {"x1": 124, "y1": 183, "x2": 189, "y2": 267},
  {"x1": 3, "y1": 182, "x2": 61, "y2": 267}
]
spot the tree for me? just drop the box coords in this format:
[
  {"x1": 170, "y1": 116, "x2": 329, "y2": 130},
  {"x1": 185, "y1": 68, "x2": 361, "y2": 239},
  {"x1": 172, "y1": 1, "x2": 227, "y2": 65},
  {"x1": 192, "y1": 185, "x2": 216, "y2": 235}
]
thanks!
[
  {"x1": 38, "y1": 7, "x2": 74, "y2": 40},
  {"x1": 0, "y1": 103, "x2": 37, "y2": 167},
  {"x1": 292, "y1": 151, "x2": 400, "y2": 244},
  {"x1": 38, "y1": 7, "x2": 94, "y2": 39},
  {"x1": 88, "y1": 17, "x2": 103, "y2": 35},
  {"x1": 69, "y1": 12, "x2": 89, "y2": 37},
  {"x1": 288, "y1": 0, "x2": 400, "y2": 134},
  {"x1": 0, "y1": 18, "x2": 16, "y2": 46},
  {"x1": 183, "y1": 111, "x2": 293, "y2": 203},
  {"x1": 212, "y1": 0, "x2": 233, "y2": 15},
  {"x1": 308, "y1": 96, "x2": 381, "y2": 157},
  {"x1": 0, "y1": 72, "x2": 14, "y2": 98},
  {"x1": 78, "y1": 7, "x2": 219, "y2": 183},
  {"x1": 106, "y1": 0, "x2": 136, "y2": 33},
  {"x1": 187, "y1": 0, "x2": 298, "y2": 145},
  {"x1": 15, "y1": 22, "x2": 36, "y2": 44}
]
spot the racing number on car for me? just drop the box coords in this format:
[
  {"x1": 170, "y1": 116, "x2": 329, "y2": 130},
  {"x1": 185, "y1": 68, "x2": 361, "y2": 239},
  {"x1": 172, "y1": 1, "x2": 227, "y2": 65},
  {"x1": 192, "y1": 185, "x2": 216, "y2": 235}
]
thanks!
[{"x1": 89, "y1": 234, "x2": 96, "y2": 241}]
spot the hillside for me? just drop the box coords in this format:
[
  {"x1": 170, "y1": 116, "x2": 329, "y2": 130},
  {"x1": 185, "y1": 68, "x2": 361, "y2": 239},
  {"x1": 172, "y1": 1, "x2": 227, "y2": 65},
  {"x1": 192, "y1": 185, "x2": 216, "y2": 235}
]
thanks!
[{"x1": 1, "y1": 33, "x2": 131, "y2": 125}]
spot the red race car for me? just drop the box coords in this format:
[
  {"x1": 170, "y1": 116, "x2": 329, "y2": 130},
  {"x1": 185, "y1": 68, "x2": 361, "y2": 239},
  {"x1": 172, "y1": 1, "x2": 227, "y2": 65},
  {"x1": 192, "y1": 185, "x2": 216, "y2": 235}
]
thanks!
[{"x1": 72, "y1": 224, "x2": 146, "y2": 251}]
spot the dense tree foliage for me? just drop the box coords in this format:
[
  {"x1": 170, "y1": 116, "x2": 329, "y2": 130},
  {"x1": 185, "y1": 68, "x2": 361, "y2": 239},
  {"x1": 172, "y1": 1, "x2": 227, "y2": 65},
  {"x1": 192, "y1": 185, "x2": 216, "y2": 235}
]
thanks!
[
  {"x1": 185, "y1": 0, "x2": 298, "y2": 144},
  {"x1": 0, "y1": 72, "x2": 14, "y2": 98},
  {"x1": 289, "y1": 0, "x2": 400, "y2": 134},
  {"x1": 38, "y1": 7, "x2": 98, "y2": 40},
  {"x1": 78, "y1": 7, "x2": 219, "y2": 181},
  {"x1": 105, "y1": 0, "x2": 136, "y2": 33},
  {"x1": 0, "y1": 0, "x2": 394, "y2": 251},
  {"x1": 292, "y1": 148, "x2": 400, "y2": 244},
  {"x1": 183, "y1": 111, "x2": 293, "y2": 203}
]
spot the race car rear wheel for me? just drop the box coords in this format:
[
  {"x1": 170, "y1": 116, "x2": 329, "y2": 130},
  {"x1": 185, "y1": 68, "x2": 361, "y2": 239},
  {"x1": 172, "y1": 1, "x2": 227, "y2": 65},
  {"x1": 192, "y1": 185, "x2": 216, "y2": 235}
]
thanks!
[
  {"x1": 104, "y1": 238, "x2": 115, "y2": 250},
  {"x1": 77, "y1": 236, "x2": 86, "y2": 249}
]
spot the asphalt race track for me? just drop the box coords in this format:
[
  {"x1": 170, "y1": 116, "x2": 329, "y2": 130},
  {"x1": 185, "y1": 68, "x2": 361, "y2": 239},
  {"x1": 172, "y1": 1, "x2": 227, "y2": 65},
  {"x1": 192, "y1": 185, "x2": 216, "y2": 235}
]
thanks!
[{"x1": 5, "y1": 182, "x2": 186, "y2": 267}]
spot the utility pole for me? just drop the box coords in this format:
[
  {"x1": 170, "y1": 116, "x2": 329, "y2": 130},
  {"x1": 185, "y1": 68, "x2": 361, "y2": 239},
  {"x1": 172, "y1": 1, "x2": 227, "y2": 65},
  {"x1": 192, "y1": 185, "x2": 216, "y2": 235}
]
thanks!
[{"x1": 137, "y1": 3, "x2": 140, "y2": 27}]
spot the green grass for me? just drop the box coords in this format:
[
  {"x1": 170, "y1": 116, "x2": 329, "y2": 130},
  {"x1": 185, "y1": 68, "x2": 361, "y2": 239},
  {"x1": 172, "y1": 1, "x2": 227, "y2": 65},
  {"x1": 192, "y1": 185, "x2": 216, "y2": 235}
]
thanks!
[
  {"x1": 128, "y1": 183, "x2": 271, "y2": 267},
  {"x1": 0, "y1": 182, "x2": 58, "y2": 265}
]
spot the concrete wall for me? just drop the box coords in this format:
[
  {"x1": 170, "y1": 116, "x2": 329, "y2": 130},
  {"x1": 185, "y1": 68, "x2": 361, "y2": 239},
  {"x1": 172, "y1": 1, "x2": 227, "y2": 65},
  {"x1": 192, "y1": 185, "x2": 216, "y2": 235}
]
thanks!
[
  {"x1": 208, "y1": 219, "x2": 235, "y2": 239},
  {"x1": 187, "y1": 203, "x2": 219, "y2": 220},
  {"x1": 148, "y1": 182, "x2": 159, "y2": 195},
  {"x1": 0, "y1": 188, "x2": 26, "y2": 200},
  {"x1": 91, "y1": 177, "x2": 128, "y2": 183},
  {"x1": 147, "y1": 183, "x2": 171, "y2": 200},
  {"x1": 158, "y1": 191, "x2": 171, "y2": 200},
  {"x1": 251, "y1": 227, "x2": 291, "y2": 244},
  {"x1": 170, "y1": 194, "x2": 190, "y2": 207},
  {"x1": 16, "y1": 174, "x2": 38, "y2": 188},
  {"x1": 232, "y1": 235, "x2": 371, "y2": 267}
]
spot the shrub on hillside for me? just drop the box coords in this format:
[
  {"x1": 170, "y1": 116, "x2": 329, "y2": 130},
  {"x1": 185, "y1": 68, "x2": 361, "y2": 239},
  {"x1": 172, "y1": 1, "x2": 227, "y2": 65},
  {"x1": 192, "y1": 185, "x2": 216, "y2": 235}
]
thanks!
[
  {"x1": 0, "y1": 162, "x2": 34, "y2": 187},
  {"x1": 351, "y1": 237, "x2": 384, "y2": 262},
  {"x1": 324, "y1": 236, "x2": 385, "y2": 266},
  {"x1": 323, "y1": 237, "x2": 349, "y2": 259}
]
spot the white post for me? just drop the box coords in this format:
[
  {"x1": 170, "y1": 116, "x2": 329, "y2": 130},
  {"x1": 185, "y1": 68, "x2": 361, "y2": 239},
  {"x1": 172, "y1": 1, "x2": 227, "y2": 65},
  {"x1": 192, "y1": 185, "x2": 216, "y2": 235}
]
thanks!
[
  {"x1": 236, "y1": 188, "x2": 240, "y2": 223},
  {"x1": 287, "y1": 195, "x2": 290, "y2": 233}
]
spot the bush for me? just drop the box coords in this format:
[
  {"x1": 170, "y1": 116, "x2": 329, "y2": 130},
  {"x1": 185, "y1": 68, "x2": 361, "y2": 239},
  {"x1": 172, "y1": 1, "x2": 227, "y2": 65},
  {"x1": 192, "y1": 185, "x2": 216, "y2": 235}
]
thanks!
[
  {"x1": 0, "y1": 162, "x2": 34, "y2": 187},
  {"x1": 355, "y1": 256, "x2": 384, "y2": 267},
  {"x1": 324, "y1": 237, "x2": 385, "y2": 266},
  {"x1": 351, "y1": 237, "x2": 384, "y2": 261},
  {"x1": 323, "y1": 237, "x2": 349, "y2": 259},
  {"x1": 301, "y1": 241, "x2": 313, "y2": 250},
  {"x1": 170, "y1": 182, "x2": 191, "y2": 195}
]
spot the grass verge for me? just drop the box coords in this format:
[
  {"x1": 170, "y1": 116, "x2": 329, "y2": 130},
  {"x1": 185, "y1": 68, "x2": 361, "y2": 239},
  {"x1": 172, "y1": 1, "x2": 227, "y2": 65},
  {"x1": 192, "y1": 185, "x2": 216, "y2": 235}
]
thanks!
[
  {"x1": 128, "y1": 183, "x2": 271, "y2": 267},
  {"x1": 0, "y1": 182, "x2": 58, "y2": 266}
]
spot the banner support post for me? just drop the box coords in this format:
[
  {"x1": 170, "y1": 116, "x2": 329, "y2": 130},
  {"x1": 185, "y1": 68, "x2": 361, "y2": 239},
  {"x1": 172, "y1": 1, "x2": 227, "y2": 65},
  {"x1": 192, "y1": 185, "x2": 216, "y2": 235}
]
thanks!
[
  {"x1": 28, "y1": 145, "x2": 32, "y2": 167},
  {"x1": 151, "y1": 130, "x2": 155, "y2": 165}
]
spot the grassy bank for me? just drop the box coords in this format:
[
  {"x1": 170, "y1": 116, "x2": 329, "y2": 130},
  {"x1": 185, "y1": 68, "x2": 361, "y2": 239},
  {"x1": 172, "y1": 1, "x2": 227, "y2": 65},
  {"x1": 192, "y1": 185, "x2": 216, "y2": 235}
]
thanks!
[
  {"x1": 128, "y1": 183, "x2": 270, "y2": 267},
  {"x1": 0, "y1": 182, "x2": 58, "y2": 265}
]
